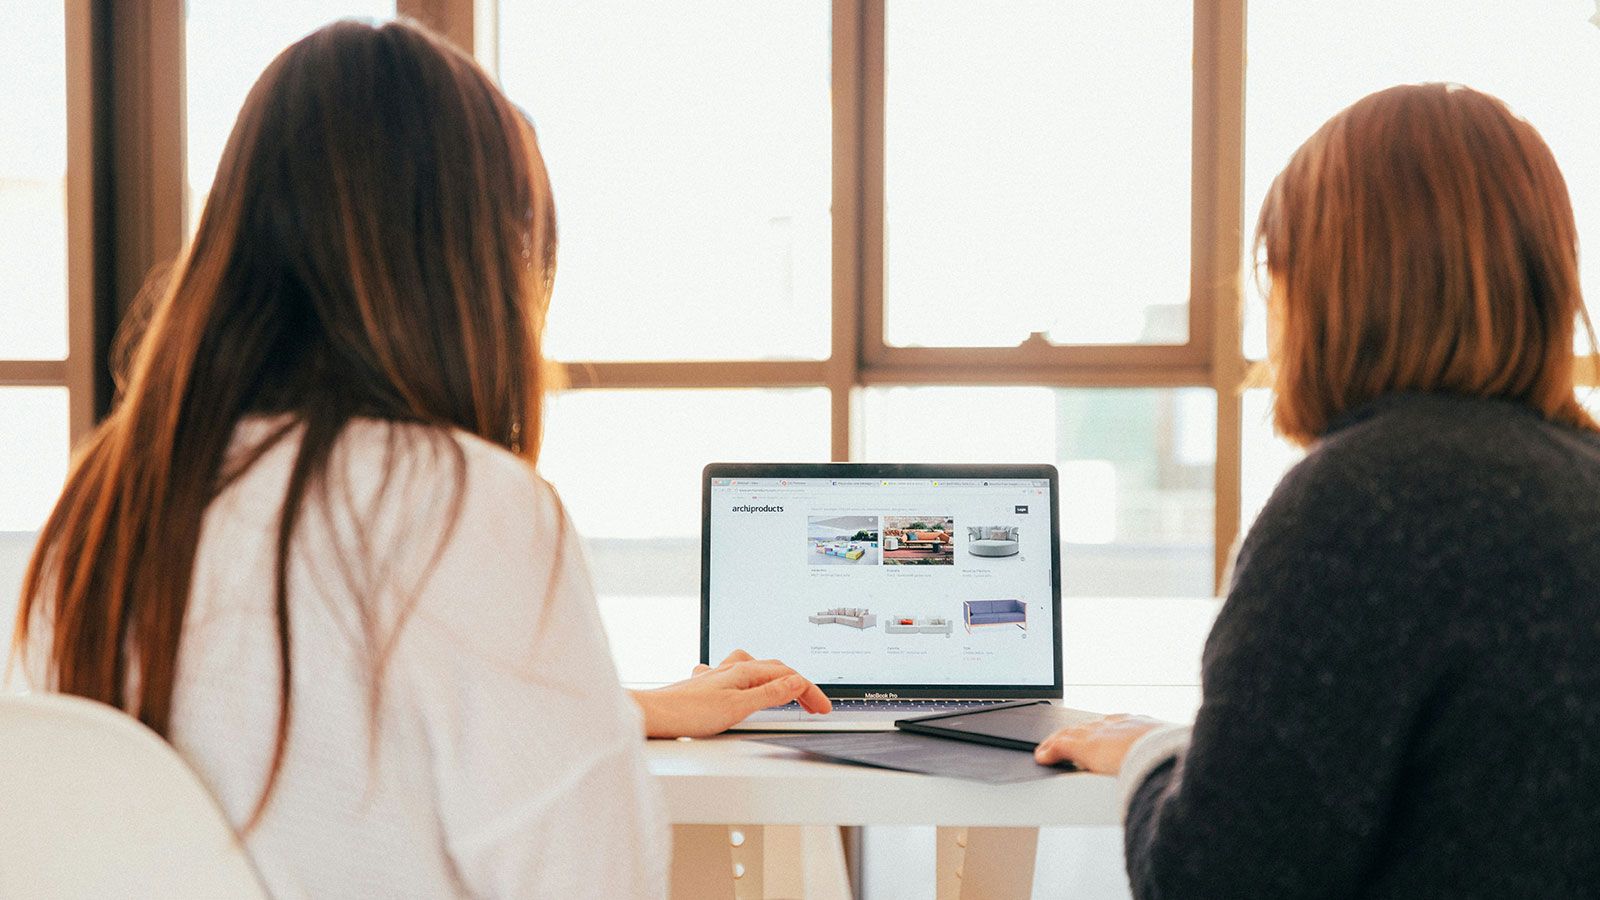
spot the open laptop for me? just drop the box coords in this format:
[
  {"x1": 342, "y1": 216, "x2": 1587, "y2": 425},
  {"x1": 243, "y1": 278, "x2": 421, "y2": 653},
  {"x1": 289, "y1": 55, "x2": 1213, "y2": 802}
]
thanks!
[{"x1": 702, "y1": 463, "x2": 1064, "y2": 731}]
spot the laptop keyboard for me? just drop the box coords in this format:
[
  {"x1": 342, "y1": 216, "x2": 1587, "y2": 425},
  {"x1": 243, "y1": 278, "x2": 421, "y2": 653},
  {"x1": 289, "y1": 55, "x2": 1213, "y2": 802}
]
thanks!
[{"x1": 765, "y1": 699, "x2": 1009, "y2": 713}]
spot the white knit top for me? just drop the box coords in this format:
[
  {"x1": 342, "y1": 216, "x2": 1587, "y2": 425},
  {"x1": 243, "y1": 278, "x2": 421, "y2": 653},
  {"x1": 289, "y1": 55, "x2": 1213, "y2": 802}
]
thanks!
[{"x1": 25, "y1": 418, "x2": 669, "y2": 898}]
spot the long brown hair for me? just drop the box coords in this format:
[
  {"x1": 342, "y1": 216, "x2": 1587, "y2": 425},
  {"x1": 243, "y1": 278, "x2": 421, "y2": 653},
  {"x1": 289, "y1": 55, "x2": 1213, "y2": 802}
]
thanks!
[
  {"x1": 1256, "y1": 83, "x2": 1598, "y2": 444},
  {"x1": 14, "y1": 19, "x2": 557, "y2": 822}
]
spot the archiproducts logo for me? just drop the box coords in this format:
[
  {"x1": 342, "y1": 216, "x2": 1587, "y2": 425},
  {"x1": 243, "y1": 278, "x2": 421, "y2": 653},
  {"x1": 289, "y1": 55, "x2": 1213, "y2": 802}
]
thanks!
[{"x1": 731, "y1": 504, "x2": 785, "y2": 513}]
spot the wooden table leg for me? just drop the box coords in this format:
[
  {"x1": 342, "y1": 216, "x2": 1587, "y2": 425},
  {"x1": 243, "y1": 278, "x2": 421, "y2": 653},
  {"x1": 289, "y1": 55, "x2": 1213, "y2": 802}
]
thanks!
[
  {"x1": 760, "y1": 826, "x2": 801, "y2": 898},
  {"x1": 671, "y1": 825, "x2": 851, "y2": 899},
  {"x1": 936, "y1": 827, "x2": 966, "y2": 899},
  {"x1": 936, "y1": 826, "x2": 1040, "y2": 899},
  {"x1": 671, "y1": 825, "x2": 738, "y2": 899}
]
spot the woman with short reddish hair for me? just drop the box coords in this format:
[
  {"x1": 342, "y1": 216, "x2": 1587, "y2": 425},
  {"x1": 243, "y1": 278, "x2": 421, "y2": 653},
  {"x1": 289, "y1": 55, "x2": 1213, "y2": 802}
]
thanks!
[{"x1": 1038, "y1": 83, "x2": 1600, "y2": 897}]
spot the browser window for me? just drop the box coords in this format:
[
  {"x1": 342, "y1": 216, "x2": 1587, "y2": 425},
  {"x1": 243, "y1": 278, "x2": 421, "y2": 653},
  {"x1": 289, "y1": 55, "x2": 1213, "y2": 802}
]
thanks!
[{"x1": 706, "y1": 477, "x2": 1056, "y2": 687}]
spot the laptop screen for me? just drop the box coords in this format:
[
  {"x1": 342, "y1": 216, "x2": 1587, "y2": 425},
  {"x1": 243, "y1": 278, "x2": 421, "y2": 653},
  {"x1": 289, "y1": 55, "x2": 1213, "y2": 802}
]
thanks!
[{"x1": 703, "y1": 466, "x2": 1061, "y2": 695}]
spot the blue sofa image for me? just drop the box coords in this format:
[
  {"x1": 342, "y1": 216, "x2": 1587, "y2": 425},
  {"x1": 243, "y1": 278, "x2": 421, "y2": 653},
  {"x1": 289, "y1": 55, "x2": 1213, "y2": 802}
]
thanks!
[{"x1": 963, "y1": 599, "x2": 1027, "y2": 633}]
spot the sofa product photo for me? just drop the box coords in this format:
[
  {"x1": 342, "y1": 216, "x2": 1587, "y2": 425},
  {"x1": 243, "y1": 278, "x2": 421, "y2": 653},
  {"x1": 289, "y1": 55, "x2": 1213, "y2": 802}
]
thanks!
[
  {"x1": 963, "y1": 599, "x2": 1027, "y2": 632},
  {"x1": 884, "y1": 616, "x2": 954, "y2": 635},
  {"x1": 809, "y1": 608, "x2": 878, "y2": 629},
  {"x1": 966, "y1": 526, "x2": 1020, "y2": 558}
]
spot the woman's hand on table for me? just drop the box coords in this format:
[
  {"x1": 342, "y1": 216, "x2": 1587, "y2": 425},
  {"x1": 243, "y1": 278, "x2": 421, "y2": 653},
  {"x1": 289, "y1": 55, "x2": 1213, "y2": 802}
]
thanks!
[
  {"x1": 630, "y1": 649, "x2": 833, "y2": 739},
  {"x1": 1033, "y1": 713, "x2": 1166, "y2": 774}
]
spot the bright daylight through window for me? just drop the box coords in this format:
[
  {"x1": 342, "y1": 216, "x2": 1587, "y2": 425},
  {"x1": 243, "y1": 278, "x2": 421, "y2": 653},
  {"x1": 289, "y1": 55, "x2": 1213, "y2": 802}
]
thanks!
[{"x1": 8, "y1": 2, "x2": 1600, "y2": 681}]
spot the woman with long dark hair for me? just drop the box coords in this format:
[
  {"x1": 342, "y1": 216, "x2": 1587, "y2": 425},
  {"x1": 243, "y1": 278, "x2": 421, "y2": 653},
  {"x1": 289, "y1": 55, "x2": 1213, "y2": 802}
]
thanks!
[
  {"x1": 14, "y1": 19, "x2": 826, "y2": 897},
  {"x1": 1038, "y1": 84, "x2": 1600, "y2": 896}
]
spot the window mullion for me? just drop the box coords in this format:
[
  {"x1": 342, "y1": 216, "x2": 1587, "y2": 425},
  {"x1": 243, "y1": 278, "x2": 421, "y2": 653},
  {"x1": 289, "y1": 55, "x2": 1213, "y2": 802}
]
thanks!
[
  {"x1": 830, "y1": 0, "x2": 878, "y2": 462},
  {"x1": 1200, "y1": 0, "x2": 1249, "y2": 593}
]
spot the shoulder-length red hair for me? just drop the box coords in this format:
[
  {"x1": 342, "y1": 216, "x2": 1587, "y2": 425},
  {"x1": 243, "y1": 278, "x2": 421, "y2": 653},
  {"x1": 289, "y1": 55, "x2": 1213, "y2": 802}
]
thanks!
[{"x1": 1256, "y1": 83, "x2": 1598, "y2": 444}]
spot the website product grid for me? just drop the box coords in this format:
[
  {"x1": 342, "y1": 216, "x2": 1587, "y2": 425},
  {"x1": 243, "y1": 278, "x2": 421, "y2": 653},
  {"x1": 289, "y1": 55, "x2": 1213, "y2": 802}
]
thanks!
[{"x1": 708, "y1": 478, "x2": 1056, "y2": 686}]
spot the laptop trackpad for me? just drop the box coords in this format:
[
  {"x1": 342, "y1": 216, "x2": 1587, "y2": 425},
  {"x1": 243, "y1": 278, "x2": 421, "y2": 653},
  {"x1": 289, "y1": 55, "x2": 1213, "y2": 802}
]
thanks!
[{"x1": 742, "y1": 707, "x2": 804, "y2": 722}]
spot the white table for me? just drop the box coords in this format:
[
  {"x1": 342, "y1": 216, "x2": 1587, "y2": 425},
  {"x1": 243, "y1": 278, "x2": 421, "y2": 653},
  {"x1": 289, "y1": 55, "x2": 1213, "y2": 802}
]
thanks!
[
  {"x1": 634, "y1": 597, "x2": 1222, "y2": 899},
  {"x1": 648, "y1": 733, "x2": 1122, "y2": 828}
]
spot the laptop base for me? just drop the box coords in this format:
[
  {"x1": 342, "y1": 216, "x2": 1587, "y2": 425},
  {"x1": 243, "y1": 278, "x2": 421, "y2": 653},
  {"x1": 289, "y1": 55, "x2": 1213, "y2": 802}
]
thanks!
[{"x1": 729, "y1": 699, "x2": 1022, "y2": 733}]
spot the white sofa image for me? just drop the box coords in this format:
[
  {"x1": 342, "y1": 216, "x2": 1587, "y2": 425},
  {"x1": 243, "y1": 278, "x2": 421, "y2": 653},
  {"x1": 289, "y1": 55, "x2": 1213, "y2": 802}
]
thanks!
[
  {"x1": 884, "y1": 616, "x2": 953, "y2": 635},
  {"x1": 967, "y1": 526, "x2": 1020, "y2": 558},
  {"x1": 808, "y1": 608, "x2": 877, "y2": 629}
]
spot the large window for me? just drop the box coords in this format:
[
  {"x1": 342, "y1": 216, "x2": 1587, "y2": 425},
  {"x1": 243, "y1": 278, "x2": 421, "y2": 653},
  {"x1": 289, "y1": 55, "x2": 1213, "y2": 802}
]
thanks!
[
  {"x1": 499, "y1": 1, "x2": 1241, "y2": 670},
  {"x1": 860, "y1": 387, "x2": 1215, "y2": 596},
  {"x1": 11, "y1": 2, "x2": 1600, "y2": 674},
  {"x1": 884, "y1": 2, "x2": 1193, "y2": 348},
  {"x1": 0, "y1": 7, "x2": 68, "y2": 363},
  {"x1": 185, "y1": 2, "x2": 396, "y2": 231},
  {"x1": 497, "y1": 1, "x2": 1600, "y2": 667},
  {"x1": 1244, "y1": 0, "x2": 1600, "y2": 358},
  {"x1": 541, "y1": 388, "x2": 832, "y2": 681},
  {"x1": 1236, "y1": 1, "x2": 1600, "y2": 554},
  {"x1": 497, "y1": 3, "x2": 833, "y2": 362},
  {"x1": 0, "y1": 4, "x2": 75, "y2": 623}
]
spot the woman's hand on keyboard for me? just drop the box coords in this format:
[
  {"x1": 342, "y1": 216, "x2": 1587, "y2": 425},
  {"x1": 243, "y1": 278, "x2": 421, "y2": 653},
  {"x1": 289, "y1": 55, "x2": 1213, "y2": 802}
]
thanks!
[{"x1": 630, "y1": 650, "x2": 832, "y2": 738}]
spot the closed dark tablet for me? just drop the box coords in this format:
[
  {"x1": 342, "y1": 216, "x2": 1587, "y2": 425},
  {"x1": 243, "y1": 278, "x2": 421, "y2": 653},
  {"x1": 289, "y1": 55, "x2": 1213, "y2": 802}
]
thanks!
[{"x1": 896, "y1": 701, "x2": 1103, "y2": 752}]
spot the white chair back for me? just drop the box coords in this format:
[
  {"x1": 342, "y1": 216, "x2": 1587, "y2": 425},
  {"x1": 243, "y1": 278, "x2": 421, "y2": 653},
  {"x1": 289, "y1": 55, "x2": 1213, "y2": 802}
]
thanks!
[{"x1": 0, "y1": 692, "x2": 269, "y2": 899}]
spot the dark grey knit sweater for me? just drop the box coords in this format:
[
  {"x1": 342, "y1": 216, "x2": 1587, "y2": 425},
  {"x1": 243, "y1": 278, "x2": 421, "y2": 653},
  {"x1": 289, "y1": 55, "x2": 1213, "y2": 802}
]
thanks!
[{"x1": 1127, "y1": 391, "x2": 1600, "y2": 899}]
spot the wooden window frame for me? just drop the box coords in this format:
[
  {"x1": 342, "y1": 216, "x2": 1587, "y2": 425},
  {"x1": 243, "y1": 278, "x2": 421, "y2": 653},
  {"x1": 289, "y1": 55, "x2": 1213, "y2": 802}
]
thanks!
[
  {"x1": 2, "y1": 0, "x2": 187, "y2": 447},
  {"x1": 0, "y1": 0, "x2": 105, "y2": 443},
  {"x1": 459, "y1": 0, "x2": 1252, "y2": 590},
  {"x1": 10, "y1": 0, "x2": 1241, "y2": 586},
  {"x1": 88, "y1": 0, "x2": 1247, "y2": 589},
  {"x1": 65, "y1": 0, "x2": 1600, "y2": 592}
]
